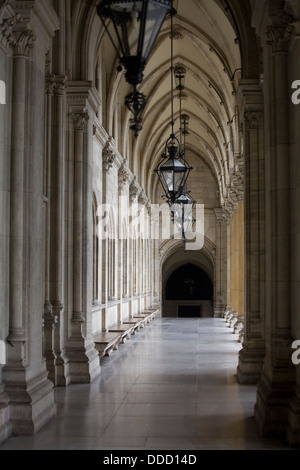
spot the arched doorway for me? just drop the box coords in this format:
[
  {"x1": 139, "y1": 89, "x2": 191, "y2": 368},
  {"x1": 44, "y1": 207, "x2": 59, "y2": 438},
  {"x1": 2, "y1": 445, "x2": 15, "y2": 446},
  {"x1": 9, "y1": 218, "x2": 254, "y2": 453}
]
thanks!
[
  {"x1": 161, "y1": 244, "x2": 215, "y2": 318},
  {"x1": 165, "y1": 263, "x2": 213, "y2": 318}
]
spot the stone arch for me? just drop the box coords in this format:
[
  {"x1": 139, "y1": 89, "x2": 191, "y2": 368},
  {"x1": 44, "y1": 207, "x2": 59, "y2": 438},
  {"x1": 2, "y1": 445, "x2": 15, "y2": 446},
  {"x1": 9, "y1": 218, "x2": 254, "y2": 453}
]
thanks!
[
  {"x1": 160, "y1": 237, "x2": 216, "y2": 317},
  {"x1": 161, "y1": 244, "x2": 215, "y2": 318},
  {"x1": 214, "y1": 0, "x2": 261, "y2": 79}
]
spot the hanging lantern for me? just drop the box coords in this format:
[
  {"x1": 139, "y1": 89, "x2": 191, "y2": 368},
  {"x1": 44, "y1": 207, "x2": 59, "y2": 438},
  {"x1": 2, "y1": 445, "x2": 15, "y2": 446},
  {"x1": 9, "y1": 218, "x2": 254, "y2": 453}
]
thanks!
[
  {"x1": 97, "y1": 0, "x2": 172, "y2": 136},
  {"x1": 155, "y1": 135, "x2": 192, "y2": 205}
]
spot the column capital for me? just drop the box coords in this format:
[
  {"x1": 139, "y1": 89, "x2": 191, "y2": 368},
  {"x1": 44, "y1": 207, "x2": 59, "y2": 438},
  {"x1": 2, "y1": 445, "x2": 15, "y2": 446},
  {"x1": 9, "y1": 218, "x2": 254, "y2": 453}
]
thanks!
[
  {"x1": 214, "y1": 207, "x2": 231, "y2": 225},
  {"x1": 70, "y1": 110, "x2": 89, "y2": 132},
  {"x1": 138, "y1": 190, "x2": 148, "y2": 206},
  {"x1": 129, "y1": 177, "x2": 139, "y2": 203},
  {"x1": 266, "y1": 6, "x2": 294, "y2": 53},
  {"x1": 118, "y1": 159, "x2": 131, "y2": 189},
  {"x1": 244, "y1": 110, "x2": 264, "y2": 129},
  {"x1": 102, "y1": 137, "x2": 116, "y2": 173},
  {"x1": 53, "y1": 76, "x2": 67, "y2": 96},
  {"x1": 0, "y1": 13, "x2": 35, "y2": 54}
]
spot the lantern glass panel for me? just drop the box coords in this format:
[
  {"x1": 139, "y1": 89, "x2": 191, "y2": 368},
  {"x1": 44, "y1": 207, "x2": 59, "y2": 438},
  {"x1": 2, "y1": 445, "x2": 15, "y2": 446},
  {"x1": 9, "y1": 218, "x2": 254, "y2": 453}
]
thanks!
[
  {"x1": 142, "y1": 1, "x2": 170, "y2": 58},
  {"x1": 160, "y1": 157, "x2": 186, "y2": 193}
]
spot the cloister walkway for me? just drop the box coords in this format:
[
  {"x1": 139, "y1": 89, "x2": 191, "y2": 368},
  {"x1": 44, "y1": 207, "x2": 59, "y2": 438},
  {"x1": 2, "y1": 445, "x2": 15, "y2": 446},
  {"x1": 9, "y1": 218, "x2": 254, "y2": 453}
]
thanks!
[{"x1": 0, "y1": 317, "x2": 291, "y2": 450}]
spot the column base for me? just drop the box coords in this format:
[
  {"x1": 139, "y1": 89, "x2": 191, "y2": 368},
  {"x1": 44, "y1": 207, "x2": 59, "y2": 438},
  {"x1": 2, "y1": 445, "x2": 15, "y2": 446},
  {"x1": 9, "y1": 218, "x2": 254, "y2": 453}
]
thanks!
[
  {"x1": 214, "y1": 306, "x2": 225, "y2": 318},
  {"x1": 237, "y1": 343, "x2": 265, "y2": 384},
  {"x1": 66, "y1": 339, "x2": 101, "y2": 384},
  {"x1": 54, "y1": 353, "x2": 71, "y2": 387},
  {"x1": 3, "y1": 370, "x2": 55, "y2": 436},
  {"x1": 254, "y1": 370, "x2": 295, "y2": 438},
  {"x1": 0, "y1": 391, "x2": 12, "y2": 444}
]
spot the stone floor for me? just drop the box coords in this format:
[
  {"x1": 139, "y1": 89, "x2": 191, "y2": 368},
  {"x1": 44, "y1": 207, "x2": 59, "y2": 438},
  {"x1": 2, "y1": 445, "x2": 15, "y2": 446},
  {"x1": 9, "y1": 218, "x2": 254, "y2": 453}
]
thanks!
[{"x1": 0, "y1": 317, "x2": 292, "y2": 451}]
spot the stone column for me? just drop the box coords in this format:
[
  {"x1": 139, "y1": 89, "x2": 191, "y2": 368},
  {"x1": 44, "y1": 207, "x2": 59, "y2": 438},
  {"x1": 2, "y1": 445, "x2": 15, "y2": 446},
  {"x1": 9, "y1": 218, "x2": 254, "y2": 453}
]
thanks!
[
  {"x1": 66, "y1": 82, "x2": 101, "y2": 383},
  {"x1": 50, "y1": 75, "x2": 70, "y2": 386},
  {"x1": 237, "y1": 92, "x2": 266, "y2": 383},
  {"x1": 129, "y1": 177, "x2": 139, "y2": 316},
  {"x1": 2, "y1": 3, "x2": 59, "y2": 435},
  {"x1": 43, "y1": 74, "x2": 56, "y2": 384},
  {"x1": 214, "y1": 209, "x2": 231, "y2": 317},
  {"x1": 138, "y1": 191, "x2": 148, "y2": 312},
  {"x1": 253, "y1": 4, "x2": 295, "y2": 436},
  {"x1": 118, "y1": 160, "x2": 130, "y2": 322},
  {"x1": 101, "y1": 137, "x2": 116, "y2": 330},
  {"x1": 0, "y1": 8, "x2": 15, "y2": 444}
]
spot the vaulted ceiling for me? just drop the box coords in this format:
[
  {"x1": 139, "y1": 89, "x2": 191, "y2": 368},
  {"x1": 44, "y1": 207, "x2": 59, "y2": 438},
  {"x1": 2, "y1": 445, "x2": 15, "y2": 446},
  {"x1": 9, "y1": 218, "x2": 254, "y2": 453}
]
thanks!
[{"x1": 71, "y1": 0, "x2": 260, "y2": 209}]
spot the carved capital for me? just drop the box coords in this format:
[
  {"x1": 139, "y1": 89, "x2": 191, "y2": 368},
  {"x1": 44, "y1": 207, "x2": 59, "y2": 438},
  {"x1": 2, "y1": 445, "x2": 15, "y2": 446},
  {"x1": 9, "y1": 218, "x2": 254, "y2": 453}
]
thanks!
[
  {"x1": 53, "y1": 76, "x2": 67, "y2": 96},
  {"x1": 0, "y1": 13, "x2": 23, "y2": 48},
  {"x1": 244, "y1": 110, "x2": 263, "y2": 130},
  {"x1": 129, "y1": 177, "x2": 139, "y2": 203},
  {"x1": 102, "y1": 137, "x2": 116, "y2": 173},
  {"x1": 267, "y1": 9, "x2": 294, "y2": 53},
  {"x1": 13, "y1": 28, "x2": 35, "y2": 56},
  {"x1": 214, "y1": 208, "x2": 229, "y2": 225},
  {"x1": 118, "y1": 159, "x2": 130, "y2": 189},
  {"x1": 230, "y1": 167, "x2": 244, "y2": 199},
  {"x1": 0, "y1": 12, "x2": 36, "y2": 55},
  {"x1": 45, "y1": 75, "x2": 55, "y2": 95},
  {"x1": 71, "y1": 110, "x2": 89, "y2": 132},
  {"x1": 138, "y1": 190, "x2": 148, "y2": 206}
]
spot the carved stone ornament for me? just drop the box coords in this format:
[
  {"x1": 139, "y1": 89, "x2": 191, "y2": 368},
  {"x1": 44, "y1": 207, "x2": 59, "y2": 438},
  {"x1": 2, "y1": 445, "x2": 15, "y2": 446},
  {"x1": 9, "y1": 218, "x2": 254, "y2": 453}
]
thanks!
[
  {"x1": 0, "y1": 14, "x2": 36, "y2": 54},
  {"x1": 129, "y1": 177, "x2": 139, "y2": 202},
  {"x1": 102, "y1": 137, "x2": 116, "y2": 173},
  {"x1": 170, "y1": 27, "x2": 184, "y2": 41},
  {"x1": 46, "y1": 76, "x2": 55, "y2": 95},
  {"x1": 244, "y1": 110, "x2": 263, "y2": 131},
  {"x1": 71, "y1": 110, "x2": 89, "y2": 132},
  {"x1": 54, "y1": 76, "x2": 67, "y2": 96},
  {"x1": 118, "y1": 159, "x2": 130, "y2": 189},
  {"x1": 138, "y1": 190, "x2": 148, "y2": 206},
  {"x1": 266, "y1": 9, "x2": 294, "y2": 53}
]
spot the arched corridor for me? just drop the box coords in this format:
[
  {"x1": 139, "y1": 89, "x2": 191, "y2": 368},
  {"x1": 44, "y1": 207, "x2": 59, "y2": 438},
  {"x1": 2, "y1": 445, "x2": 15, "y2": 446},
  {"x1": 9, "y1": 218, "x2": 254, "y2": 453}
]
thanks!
[{"x1": 0, "y1": 317, "x2": 291, "y2": 451}]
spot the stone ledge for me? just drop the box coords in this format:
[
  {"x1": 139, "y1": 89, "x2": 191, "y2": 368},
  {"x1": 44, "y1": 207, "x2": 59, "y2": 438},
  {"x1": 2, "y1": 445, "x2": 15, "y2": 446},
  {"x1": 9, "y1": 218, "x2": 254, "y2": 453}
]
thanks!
[{"x1": 94, "y1": 308, "x2": 159, "y2": 361}]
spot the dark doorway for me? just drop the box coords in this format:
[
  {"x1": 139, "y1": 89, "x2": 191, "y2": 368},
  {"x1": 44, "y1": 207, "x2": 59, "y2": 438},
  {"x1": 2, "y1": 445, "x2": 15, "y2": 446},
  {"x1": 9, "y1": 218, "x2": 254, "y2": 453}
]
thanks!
[
  {"x1": 166, "y1": 263, "x2": 213, "y2": 301},
  {"x1": 178, "y1": 306, "x2": 202, "y2": 318}
]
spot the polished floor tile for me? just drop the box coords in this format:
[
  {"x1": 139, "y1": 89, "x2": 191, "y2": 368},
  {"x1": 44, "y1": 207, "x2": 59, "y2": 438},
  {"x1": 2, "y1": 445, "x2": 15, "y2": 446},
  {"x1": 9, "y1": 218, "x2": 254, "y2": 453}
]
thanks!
[{"x1": 0, "y1": 318, "x2": 293, "y2": 450}]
